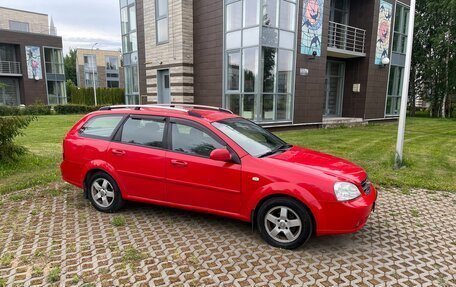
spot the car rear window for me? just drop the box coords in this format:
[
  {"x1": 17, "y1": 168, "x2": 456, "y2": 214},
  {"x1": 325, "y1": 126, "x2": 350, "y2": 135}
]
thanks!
[
  {"x1": 80, "y1": 115, "x2": 123, "y2": 139},
  {"x1": 121, "y1": 117, "x2": 165, "y2": 148}
]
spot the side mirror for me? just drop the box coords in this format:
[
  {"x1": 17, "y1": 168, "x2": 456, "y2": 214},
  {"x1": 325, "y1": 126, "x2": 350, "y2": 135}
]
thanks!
[{"x1": 210, "y1": 148, "x2": 232, "y2": 162}]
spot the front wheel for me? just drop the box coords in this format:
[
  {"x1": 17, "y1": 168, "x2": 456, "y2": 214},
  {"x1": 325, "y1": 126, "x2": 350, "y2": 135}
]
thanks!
[
  {"x1": 257, "y1": 197, "x2": 313, "y2": 249},
  {"x1": 88, "y1": 172, "x2": 125, "y2": 213}
]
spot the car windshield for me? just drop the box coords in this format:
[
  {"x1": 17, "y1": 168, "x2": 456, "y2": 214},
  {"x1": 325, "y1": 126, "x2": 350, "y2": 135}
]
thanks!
[{"x1": 212, "y1": 118, "x2": 291, "y2": 157}]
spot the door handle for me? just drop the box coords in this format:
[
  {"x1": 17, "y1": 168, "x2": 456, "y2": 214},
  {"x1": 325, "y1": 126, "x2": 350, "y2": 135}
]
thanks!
[
  {"x1": 111, "y1": 149, "x2": 126, "y2": 156},
  {"x1": 171, "y1": 160, "x2": 188, "y2": 167}
]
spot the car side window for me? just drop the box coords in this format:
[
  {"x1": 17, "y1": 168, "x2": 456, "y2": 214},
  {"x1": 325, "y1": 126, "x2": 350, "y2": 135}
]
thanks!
[
  {"x1": 171, "y1": 123, "x2": 224, "y2": 157},
  {"x1": 80, "y1": 115, "x2": 123, "y2": 139},
  {"x1": 121, "y1": 117, "x2": 165, "y2": 148}
]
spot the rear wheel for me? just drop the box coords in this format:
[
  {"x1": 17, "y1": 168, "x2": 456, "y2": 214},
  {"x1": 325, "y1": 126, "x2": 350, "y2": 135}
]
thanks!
[
  {"x1": 257, "y1": 197, "x2": 312, "y2": 249},
  {"x1": 88, "y1": 172, "x2": 124, "y2": 213}
]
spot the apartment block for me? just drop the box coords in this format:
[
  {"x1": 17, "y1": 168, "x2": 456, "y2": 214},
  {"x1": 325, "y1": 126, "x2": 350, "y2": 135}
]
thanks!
[
  {"x1": 75, "y1": 48, "x2": 124, "y2": 89},
  {"x1": 0, "y1": 6, "x2": 65, "y2": 106},
  {"x1": 120, "y1": 0, "x2": 411, "y2": 126}
]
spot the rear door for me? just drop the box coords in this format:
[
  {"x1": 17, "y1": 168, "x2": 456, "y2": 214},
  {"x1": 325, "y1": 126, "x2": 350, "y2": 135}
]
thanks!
[
  {"x1": 165, "y1": 118, "x2": 242, "y2": 214},
  {"x1": 107, "y1": 115, "x2": 167, "y2": 201}
]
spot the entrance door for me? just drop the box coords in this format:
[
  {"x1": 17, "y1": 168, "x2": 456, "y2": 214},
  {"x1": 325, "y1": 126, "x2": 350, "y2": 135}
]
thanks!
[
  {"x1": 157, "y1": 69, "x2": 170, "y2": 104},
  {"x1": 324, "y1": 61, "x2": 345, "y2": 117}
]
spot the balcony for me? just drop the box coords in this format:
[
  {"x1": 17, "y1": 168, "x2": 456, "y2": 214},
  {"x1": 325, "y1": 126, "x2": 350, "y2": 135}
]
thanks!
[
  {"x1": 327, "y1": 21, "x2": 366, "y2": 58},
  {"x1": 0, "y1": 61, "x2": 21, "y2": 76}
]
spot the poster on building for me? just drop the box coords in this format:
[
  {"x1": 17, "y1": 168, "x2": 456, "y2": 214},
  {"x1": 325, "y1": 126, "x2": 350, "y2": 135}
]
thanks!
[
  {"x1": 301, "y1": 0, "x2": 325, "y2": 56},
  {"x1": 375, "y1": 0, "x2": 393, "y2": 64},
  {"x1": 25, "y1": 46, "x2": 43, "y2": 80}
]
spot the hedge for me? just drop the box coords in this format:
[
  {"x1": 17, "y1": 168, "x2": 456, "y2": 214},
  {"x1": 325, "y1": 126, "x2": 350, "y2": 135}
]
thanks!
[
  {"x1": 0, "y1": 105, "x2": 52, "y2": 116},
  {"x1": 53, "y1": 104, "x2": 102, "y2": 114},
  {"x1": 67, "y1": 86, "x2": 125, "y2": 106},
  {"x1": 0, "y1": 116, "x2": 35, "y2": 162}
]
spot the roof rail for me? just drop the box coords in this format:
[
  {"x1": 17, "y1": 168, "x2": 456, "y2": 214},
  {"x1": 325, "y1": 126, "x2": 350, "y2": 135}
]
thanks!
[
  {"x1": 154, "y1": 104, "x2": 234, "y2": 114},
  {"x1": 98, "y1": 105, "x2": 188, "y2": 112}
]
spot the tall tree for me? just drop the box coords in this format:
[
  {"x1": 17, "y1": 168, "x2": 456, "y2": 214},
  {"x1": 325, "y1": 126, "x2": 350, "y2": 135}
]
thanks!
[
  {"x1": 412, "y1": 0, "x2": 456, "y2": 117},
  {"x1": 64, "y1": 49, "x2": 77, "y2": 85}
]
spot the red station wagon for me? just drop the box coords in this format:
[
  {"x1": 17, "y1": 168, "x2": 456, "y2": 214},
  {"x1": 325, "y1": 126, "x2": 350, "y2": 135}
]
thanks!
[{"x1": 61, "y1": 104, "x2": 377, "y2": 249}]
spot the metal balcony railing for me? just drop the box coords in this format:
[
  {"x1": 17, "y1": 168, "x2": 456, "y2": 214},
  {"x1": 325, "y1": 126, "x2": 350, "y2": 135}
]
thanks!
[
  {"x1": 328, "y1": 21, "x2": 366, "y2": 55},
  {"x1": 0, "y1": 61, "x2": 21, "y2": 75}
]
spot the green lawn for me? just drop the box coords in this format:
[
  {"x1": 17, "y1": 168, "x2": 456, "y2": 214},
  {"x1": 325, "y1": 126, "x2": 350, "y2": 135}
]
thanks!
[{"x1": 0, "y1": 115, "x2": 454, "y2": 194}]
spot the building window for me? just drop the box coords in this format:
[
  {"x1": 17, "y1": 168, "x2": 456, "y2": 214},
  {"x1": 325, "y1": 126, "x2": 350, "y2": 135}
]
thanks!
[
  {"x1": 393, "y1": 4, "x2": 410, "y2": 54},
  {"x1": 121, "y1": 0, "x2": 140, "y2": 104},
  {"x1": 106, "y1": 56, "x2": 119, "y2": 71},
  {"x1": 44, "y1": 48, "x2": 64, "y2": 74},
  {"x1": 84, "y1": 55, "x2": 98, "y2": 88},
  {"x1": 156, "y1": 0, "x2": 169, "y2": 43},
  {"x1": 47, "y1": 81, "x2": 67, "y2": 105},
  {"x1": 107, "y1": 81, "x2": 120, "y2": 88},
  {"x1": 224, "y1": 0, "x2": 296, "y2": 123},
  {"x1": 0, "y1": 78, "x2": 20, "y2": 106},
  {"x1": 386, "y1": 66, "x2": 404, "y2": 116},
  {"x1": 9, "y1": 20, "x2": 29, "y2": 32}
]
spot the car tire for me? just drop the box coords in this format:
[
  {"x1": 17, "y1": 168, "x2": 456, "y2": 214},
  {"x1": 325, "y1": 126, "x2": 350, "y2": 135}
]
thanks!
[
  {"x1": 257, "y1": 197, "x2": 313, "y2": 250},
  {"x1": 87, "y1": 171, "x2": 125, "y2": 213}
]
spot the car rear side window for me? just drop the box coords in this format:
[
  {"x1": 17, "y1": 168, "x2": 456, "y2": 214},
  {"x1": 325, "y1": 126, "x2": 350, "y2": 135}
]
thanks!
[
  {"x1": 80, "y1": 115, "x2": 124, "y2": 139},
  {"x1": 171, "y1": 123, "x2": 224, "y2": 157},
  {"x1": 121, "y1": 117, "x2": 165, "y2": 148}
]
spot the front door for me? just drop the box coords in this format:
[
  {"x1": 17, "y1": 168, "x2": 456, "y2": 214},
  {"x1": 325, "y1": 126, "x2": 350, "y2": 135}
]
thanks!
[
  {"x1": 324, "y1": 61, "x2": 345, "y2": 117},
  {"x1": 107, "y1": 115, "x2": 167, "y2": 201},
  {"x1": 157, "y1": 69, "x2": 170, "y2": 104},
  {"x1": 165, "y1": 118, "x2": 242, "y2": 214}
]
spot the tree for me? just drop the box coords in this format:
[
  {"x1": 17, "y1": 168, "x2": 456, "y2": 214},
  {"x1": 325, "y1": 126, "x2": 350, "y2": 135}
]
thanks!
[
  {"x1": 64, "y1": 49, "x2": 77, "y2": 85},
  {"x1": 412, "y1": 0, "x2": 456, "y2": 118}
]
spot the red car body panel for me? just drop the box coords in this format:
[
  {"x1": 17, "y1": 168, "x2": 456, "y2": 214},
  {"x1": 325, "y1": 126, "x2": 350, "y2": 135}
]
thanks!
[{"x1": 61, "y1": 108, "x2": 376, "y2": 236}]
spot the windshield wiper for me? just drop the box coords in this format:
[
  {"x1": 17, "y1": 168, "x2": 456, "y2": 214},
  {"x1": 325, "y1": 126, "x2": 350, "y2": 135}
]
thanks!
[{"x1": 259, "y1": 144, "x2": 293, "y2": 158}]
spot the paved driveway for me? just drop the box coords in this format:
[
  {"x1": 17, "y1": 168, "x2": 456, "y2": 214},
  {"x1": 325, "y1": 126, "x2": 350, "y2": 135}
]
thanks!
[{"x1": 0, "y1": 183, "x2": 455, "y2": 287}]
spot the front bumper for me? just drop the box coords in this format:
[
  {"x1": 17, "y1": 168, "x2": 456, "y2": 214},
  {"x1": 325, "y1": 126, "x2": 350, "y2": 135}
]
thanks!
[{"x1": 316, "y1": 184, "x2": 377, "y2": 236}]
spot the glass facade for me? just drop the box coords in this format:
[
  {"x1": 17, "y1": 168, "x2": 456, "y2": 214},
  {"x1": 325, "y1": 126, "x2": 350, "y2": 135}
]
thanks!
[
  {"x1": 224, "y1": 0, "x2": 296, "y2": 123},
  {"x1": 386, "y1": 3, "x2": 410, "y2": 116},
  {"x1": 106, "y1": 56, "x2": 120, "y2": 88},
  {"x1": 83, "y1": 54, "x2": 98, "y2": 88},
  {"x1": 120, "y1": 0, "x2": 140, "y2": 104},
  {"x1": 44, "y1": 48, "x2": 67, "y2": 105}
]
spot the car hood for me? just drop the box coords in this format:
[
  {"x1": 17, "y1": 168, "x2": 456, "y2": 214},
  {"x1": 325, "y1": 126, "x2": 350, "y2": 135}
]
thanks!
[{"x1": 269, "y1": 146, "x2": 367, "y2": 183}]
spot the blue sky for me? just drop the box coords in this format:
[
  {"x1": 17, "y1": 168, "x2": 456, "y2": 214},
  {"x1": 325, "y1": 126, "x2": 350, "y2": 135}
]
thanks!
[{"x1": 0, "y1": 0, "x2": 122, "y2": 54}]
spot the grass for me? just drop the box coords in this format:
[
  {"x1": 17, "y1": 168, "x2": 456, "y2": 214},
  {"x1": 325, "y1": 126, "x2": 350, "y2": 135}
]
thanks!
[
  {"x1": 47, "y1": 267, "x2": 61, "y2": 283},
  {"x1": 111, "y1": 215, "x2": 126, "y2": 227},
  {"x1": 0, "y1": 253, "x2": 14, "y2": 267},
  {"x1": 0, "y1": 115, "x2": 82, "y2": 194},
  {"x1": 278, "y1": 117, "x2": 456, "y2": 192},
  {"x1": 0, "y1": 115, "x2": 454, "y2": 194},
  {"x1": 122, "y1": 245, "x2": 144, "y2": 265}
]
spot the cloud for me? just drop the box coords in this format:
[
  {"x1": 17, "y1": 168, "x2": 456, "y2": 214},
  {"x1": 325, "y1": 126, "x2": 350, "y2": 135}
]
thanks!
[{"x1": 0, "y1": 0, "x2": 122, "y2": 54}]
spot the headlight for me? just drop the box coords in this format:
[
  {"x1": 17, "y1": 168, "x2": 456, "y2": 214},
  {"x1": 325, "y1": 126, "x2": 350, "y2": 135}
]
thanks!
[{"x1": 334, "y1": 182, "x2": 361, "y2": 201}]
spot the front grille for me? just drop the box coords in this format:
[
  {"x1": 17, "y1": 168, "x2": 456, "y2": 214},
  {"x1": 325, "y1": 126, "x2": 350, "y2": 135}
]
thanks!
[{"x1": 361, "y1": 178, "x2": 371, "y2": 195}]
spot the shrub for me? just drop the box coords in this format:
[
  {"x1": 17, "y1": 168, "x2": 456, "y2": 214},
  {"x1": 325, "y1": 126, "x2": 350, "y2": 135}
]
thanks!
[
  {"x1": 54, "y1": 104, "x2": 100, "y2": 115},
  {"x1": 0, "y1": 105, "x2": 52, "y2": 116},
  {"x1": 0, "y1": 116, "x2": 35, "y2": 162}
]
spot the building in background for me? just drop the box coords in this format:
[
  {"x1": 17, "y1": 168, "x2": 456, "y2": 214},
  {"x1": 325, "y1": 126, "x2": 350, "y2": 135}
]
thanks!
[
  {"x1": 75, "y1": 48, "x2": 124, "y2": 89},
  {"x1": 0, "y1": 6, "x2": 66, "y2": 106},
  {"x1": 120, "y1": 0, "x2": 411, "y2": 127}
]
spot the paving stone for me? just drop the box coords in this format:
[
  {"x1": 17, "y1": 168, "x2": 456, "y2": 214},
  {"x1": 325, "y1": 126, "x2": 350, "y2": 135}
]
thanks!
[{"x1": 0, "y1": 184, "x2": 455, "y2": 286}]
